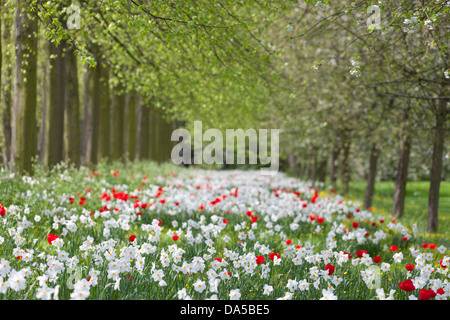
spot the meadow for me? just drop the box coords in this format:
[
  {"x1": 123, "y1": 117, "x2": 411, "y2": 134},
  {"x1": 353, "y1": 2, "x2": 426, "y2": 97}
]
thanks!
[{"x1": 0, "y1": 162, "x2": 448, "y2": 300}]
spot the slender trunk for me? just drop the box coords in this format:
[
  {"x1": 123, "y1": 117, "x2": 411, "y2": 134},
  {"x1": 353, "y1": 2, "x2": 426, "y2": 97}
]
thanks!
[
  {"x1": 288, "y1": 153, "x2": 297, "y2": 176},
  {"x1": 140, "y1": 102, "x2": 150, "y2": 159},
  {"x1": 81, "y1": 60, "x2": 101, "y2": 166},
  {"x1": 303, "y1": 158, "x2": 310, "y2": 181},
  {"x1": 38, "y1": 58, "x2": 48, "y2": 164},
  {"x1": 298, "y1": 162, "x2": 303, "y2": 180},
  {"x1": 11, "y1": 1, "x2": 38, "y2": 174},
  {"x1": 81, "y1": 66, "x2": 92, "y2": 166},
  {"x1": 161, "y1": 116, "x2": 172, "y2": 161},
  {"x1": 392, "y1": 126, "x2": 412, "y2": 218},
  {"x1": 318, "y1": 157, "x2": 327, "y2": 184},
  {"x1": 134, "y1": 94, "x2": 143, "y2": 160},
  {"x1": 330, "y1": 146, "x2": 341, "y2": 185},
  {"x1": 98, "y1": 63, "x2": 110, "y2": 161},
  {"x1": 364, "y1": 143, "x2": 379, "y2": 209},
  {"x1": 310, "y1": 153, "x2": 317, "y2": 185},
  {"x1": 340, "y1": 140, "x2": 351, "y2": 195},
  {"x1": 47, "y1": 39, "x2": 66, "y2": 167},
  {"x1": 148, "y1": 103, "x2": 155, "y2": 161},
  {"x1": 124, "y1": 92, "x2": 136, "y2": 162},
  {"x1": 110, "y1": 83, "x2": 125, "y2": 161},
  {"x1": 154, "y1": 107, "x2": 162, "y2": 163},
  {"x1": 65, "y1": 46, "x2": 80, "y2": 167},
  {"x1": 1, "y1": 5, "x2": 12, "y2": 168},
  {"x1": 427, "y1": 95, "x2": 447, "y2": 233}
]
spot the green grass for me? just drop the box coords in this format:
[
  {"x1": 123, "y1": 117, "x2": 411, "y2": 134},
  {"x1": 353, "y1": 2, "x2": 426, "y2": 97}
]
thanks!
[{"x1": 334, "y1": 180, "x2": 450, "y2": 237}]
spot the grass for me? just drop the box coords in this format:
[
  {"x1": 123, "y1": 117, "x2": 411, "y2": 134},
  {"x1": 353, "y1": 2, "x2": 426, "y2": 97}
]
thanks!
[
  {"x1": 333, "y1": 180, "x2": 450, "y2": 238},
  {"x1": 1, "y1": 162, "x2": 449, "y2": 300}
]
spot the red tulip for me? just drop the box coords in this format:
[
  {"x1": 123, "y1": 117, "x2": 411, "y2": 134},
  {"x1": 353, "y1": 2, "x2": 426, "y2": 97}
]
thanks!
[
  {"x1": 47, "y1": 234, "x2": 59, "y2": 245},
  {"x1": 405, "y1": 264, "x2": 415, "y2": 272},
  {"x1": 399, "y1": 279, "x2": 416, "y2": 292},
  {"x1": 419, "y1": 289, "x2": 436, "y2": 300},
  {"x1": 269, "y1": 253, "x2": 281, "y2": 261},
  {"x1": 325, "y1": 264, "x2": 335, "y2": 275}
]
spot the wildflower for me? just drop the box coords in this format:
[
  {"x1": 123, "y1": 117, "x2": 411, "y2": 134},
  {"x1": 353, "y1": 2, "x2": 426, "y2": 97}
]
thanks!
[
  {"x1": 47, "y1": 234, "x2": 59, "y2": 245},
  {"x1": 325, "y1": 264, "x2": 335, "y2": 275},
  {"x1": 229, "y1": 289, "x2": 241, "y2": 300},
  {"x1": 406, "y1": 264, "x2": 415, "y2": 272},
  {"x1": 399, "y1": 280, "x2": 415, "y2": 292},
  {"x1": 320, "y1": 289, "x2": 337, "y2": 300},
  {"x1": 263, "y1": 284, "x2": 273, "y2": 295},
  {"x1": 419, "y1": 289, "x2": 436, "y2": 300},
  {"x1": 193, "y1": 279, "x2": 206, "y2": 293}
]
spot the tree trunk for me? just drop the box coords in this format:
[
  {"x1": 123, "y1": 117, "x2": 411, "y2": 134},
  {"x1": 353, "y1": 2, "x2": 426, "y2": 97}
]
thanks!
[
  {"x1": 148, "y1": 103, "x2": 155, "y2": 161},
  {"x1": 318, "y1": 157, "x2": 327, "y2": 184},
  {"x1": 81, "y1": 60, "x2": 101, "y2": 166},
  {"x1": 11, "y1": 1, "x2": 38, "y2": 174},
  {"x1": 340, "y1": 140, "x2": 351, "y2": 195},
  {"x1": 392, "y1": 130, "x2": 412, "y2": 218},
  {"x1": 139, "y1": 101, "x2": 150, "y2": 159},
  {"x1": 310, "y1": 153, "x2": 317, "y2": 185},
  {"x1": 47, "y1": 39, "x2": 66, "y2": 167},
  {"x1": 427, "y1": 95, "x2": 448, "y2": 233},
  {"x1": 98, "y1": 62, "x2": 110, "y2": 161},
  {"x1": 330, "y1": 146, "x2": 340, "y2": 185},
  {"x1": 288, "y1": 153, "x2": 297, "y2": 176},
  {"x1": 124, "y1": 92, "x2": 136, "y2": 162},
  {"x1": 298, "y1": 162, "x2": 303, "y2": 180},
  {"x1": 162, "y1": 116, "x2": 172, "y2": 161},
  {"x1": 110, "y1": 83, "x2": 125, "y2": 162},
  {"x1": 38, "y1": 57, "x2": 48, "y2": 165},
  {"x1": 303, "y1": 158, "x2": 310, "y2": 181},
  {"x1": 154, "y1": 107, "x2": 162, "y2": 163},
  {"x1": 1, "y1": 5, "x2": 13, "y2": 168},
  {"x1": 65, "y1": 45, "x2": 80, "y2": 167},
  {"x1": 364, "y1": 143, "x2": 379, "y2": 209},
  {"x1": 134, "y1": 94, "x2": 143, "y2": 160}
]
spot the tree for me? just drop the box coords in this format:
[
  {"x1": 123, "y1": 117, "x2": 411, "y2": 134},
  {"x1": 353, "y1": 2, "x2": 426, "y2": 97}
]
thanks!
[
  {"x1": 11, "y1": 0, "x2": 38, "y2": 174},
  {"x1": 47, "y1": 38, "x2": 67, "y2": 167}
]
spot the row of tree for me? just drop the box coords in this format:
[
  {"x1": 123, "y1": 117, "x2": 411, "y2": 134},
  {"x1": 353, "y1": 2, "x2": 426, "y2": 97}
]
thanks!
[
  {"x1": 269, "y1": 1, "x2": 448, "y2": 233},
  {"x1": 1, "y1": 0, "x2": 224, "y2": 172},
  {"x1": 0, "y1": 1, "x2": 448, "y2": 233}
]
